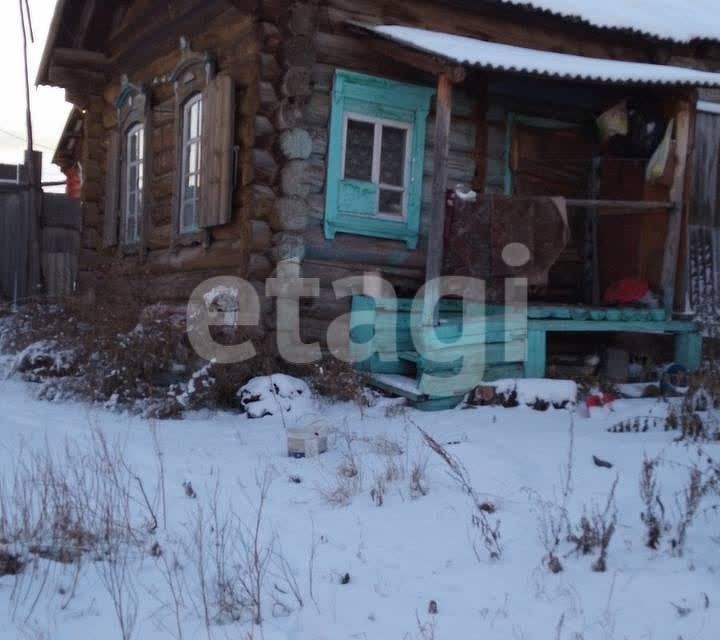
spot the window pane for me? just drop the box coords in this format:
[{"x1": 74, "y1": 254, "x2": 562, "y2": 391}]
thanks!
[
  {"x1": 183, "y1": 202, "x2": 195, "y2": 230},
  {"x1": 129, "y1": 132, "x2": 139, "y2": 163},
  {"x1": 137, "y1": 128, "x2": 144, "y2": 161},
  {"x1": 344, "y1": 119, "x2": 374, "y2": 181},
  {"x1": 380, "y1": 126, "x2": 407, "y2": 187},
  {"x1": 127, "y1": 191, "x2": 137, "y2": 218},
  {"x1": 137, "y1": 163, "x2": 144, "y2": 192},
  {"x1": 189, "y1": 100, "x2": 202, "y2": 139},
  {"x1": 379, "y1": 189, "x2": 404, "y2": 216},
  {"x1": 128, "y1": 165, "x2": 138, "y2": 193},
  {"x1": 187, "y1": 142, "x2": 198, "y2": 175}
]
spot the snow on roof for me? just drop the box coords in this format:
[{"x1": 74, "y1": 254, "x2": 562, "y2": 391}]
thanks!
[
  {"x1": 497, "y1": 0, "x2": 720, "y2": 44},
  {"x1": 370, "y1": 25, "x2": 720, "y2": 87},
  {"x1": 698, "y1": 100, "x2": 720, "y2": 115}
]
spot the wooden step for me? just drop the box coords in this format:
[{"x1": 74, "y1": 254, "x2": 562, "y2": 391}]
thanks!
[
  {"x1": 368, "y1": 374, "x2": 465, "y2": 412},
  {"x1": 369, "y1": 373, "x2": 426, "y2": 402}
]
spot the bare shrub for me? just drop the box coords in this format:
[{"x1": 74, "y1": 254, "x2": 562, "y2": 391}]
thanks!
[
  {"x1": 0, "y1": 550, "x2": 24, "y2": 576},
  {"x1": 672, "y1": 370, "x2": 720, "y2": 442},
  {"x1": 97, "y1": 543, "x2": 139, "y2": 640},
  {"x1": 671, "y1": 466, "x2": 705, "y2": 556},
  {"x1": 1, "y1": 298, "x2": 196, "y2": 411},
  {"x1": 567, "y1": 476, "x2": 618, "y2": 572},
  {"x1": 416, "y1": 425, "x2": 502, "y2": 560},
  {"x1": 639, "y1": 455, "x2": 666, "y2": 550},
  {"x1": 154, "y1": 550, "x2": 187, "y2": 640},
  {"x1": 404, "y1": 613, "x2": 437, "y2": 640},
  {"x1": 370, "y1": 474, "x2": 386, "y2": 507},
  {"x1": 409, "y1": 450, "x2": 430, "y2": 499},
  {"x1": 320, "y1": 428, "x2": 363, "y2": 506},
  {"x1": 293, "y1": 357, "x2": 371, "y2": 407},
  {"x1": 528, "y1": 420, "x2": 575, "y2": 573},
  {"x1": 0, "y1": 430, "x2": 158, "y2": 564},
  {"x1": 184, "y1": 468, "x2": 298, "y2": 629}
]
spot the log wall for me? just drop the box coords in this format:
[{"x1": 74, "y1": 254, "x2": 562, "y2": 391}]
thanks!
[
  {"x1": 79, "y1": 2, "x2": 261, "y2": 309},
  {"x1": 71, "y1": 0, "x2": 712, "y2": 349}
]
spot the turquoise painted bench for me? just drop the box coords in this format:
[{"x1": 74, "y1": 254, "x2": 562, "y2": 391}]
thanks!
[{"x1": 525, "y1": 318, "x2": 702, "y2": 378}]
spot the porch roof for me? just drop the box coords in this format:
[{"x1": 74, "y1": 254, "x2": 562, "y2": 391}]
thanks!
[{"x1": 353, "y1": 24, "x2": 720, "y2": 88}]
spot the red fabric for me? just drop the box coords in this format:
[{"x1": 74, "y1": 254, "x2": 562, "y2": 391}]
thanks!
[
  {"x1": 603, "y1": 278, "x2": 650, "y2": 305},
  {"x1": 602, "y1": 393, "x2": 616, "y2": 405}
]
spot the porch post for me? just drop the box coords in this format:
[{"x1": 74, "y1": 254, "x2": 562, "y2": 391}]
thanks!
[
  {"x1": 422, "y1": 73, "x2": 453, "y2": 327},
  {"x1": 661, "y1": 97, "x2": 695, "y2": 315}
]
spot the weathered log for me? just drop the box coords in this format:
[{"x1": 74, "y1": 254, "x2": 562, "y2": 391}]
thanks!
[
  {"x1": 250, "y1": 219, "x2": 272, "y2": 251},
  {"x1": 259, "y1": 21, "x2": 281, "y2": 52},
  {"x1": 260, "y1": 52, "x2": 282, "y2": 82},
  {"x1": 272, "y1": 232, "x2": 306, "y2": 262},
  {"x1": 289, "y1": 2, "x2": 318, "y2": 36},
  {"x1": 303, "y1": 93, "x2": 329, "y2": 126},
  {"x1": 281, "y1": 67, "x2": 312, "y2": 98},
  {"x1": 305, "y1": 156, "x2": 326, "y2": 193},
  {"x1": 248, "y1": 252, "x2": 273, "y2": 279},
  {"x1": 254, "y1": 115, "x2": 275, "y2": 145},
  {"x1": 281, "y1": 36, "x2": 316, "y2": 68},
  {"x1": 278, "y1": 128, "x2": 312, "y2": 160},
  {"x1": 248, "y1": 184, "x2": 276, "y2": 220},
  {"x1": 281, "y1": 160, "x2": 310, "y2": 197},
  {"x1": 275, "y1": 98, "x2": 304, "y2": 130},
  {"x1": 271, "y1": 197, "x2": 310, "y2": 231},
  {"x1": 307, "y1": 126, "x2": 328, "y2": 155},
  {"x1": 259, "y1": 81, "x2": 279, "y2": 115},
  {"x1": 252, "y1": 149, "x2": 279, "y2": 186}
]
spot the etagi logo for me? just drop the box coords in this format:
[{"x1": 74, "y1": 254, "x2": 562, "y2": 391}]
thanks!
[{"x1": 187, "y1": 243, "x2": 530, "y2": 390}]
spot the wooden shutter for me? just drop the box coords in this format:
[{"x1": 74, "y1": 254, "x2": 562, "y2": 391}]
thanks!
[
  {"x1": 103, "y1": 130, "x2": 121, "y2": 247},
  {"x1": 199, "y1": 74, "x2": 236, "y2": 228}
]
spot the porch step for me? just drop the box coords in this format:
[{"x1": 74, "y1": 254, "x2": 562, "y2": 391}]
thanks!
[{"x1": 368, "y1": 373, "x2": 464, "y2": 412}]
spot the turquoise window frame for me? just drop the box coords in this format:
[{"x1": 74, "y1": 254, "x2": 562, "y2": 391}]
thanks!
[{"x1": 324, "y1": 70, "x2": 434, "y2": 249}]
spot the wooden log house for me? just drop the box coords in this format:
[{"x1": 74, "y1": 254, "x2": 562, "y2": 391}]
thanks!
[{"x1": 39, "y1": 0, "x2": 720, "y2": 408}]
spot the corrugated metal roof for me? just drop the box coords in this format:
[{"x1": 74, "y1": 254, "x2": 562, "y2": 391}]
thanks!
[
  {"x1": 495, "y1": 0, "x2": 720, "y2": 44},
  {"x1": 367, "y1": 25, "x2": 720, "y2": 87}
]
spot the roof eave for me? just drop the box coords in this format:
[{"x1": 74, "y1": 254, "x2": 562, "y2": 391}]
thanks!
[{"x1": 36, "y1": 0, "x2": 68, "y2": 87}]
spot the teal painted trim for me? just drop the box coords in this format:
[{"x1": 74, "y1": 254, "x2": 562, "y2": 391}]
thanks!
[
  {"x1": 344, "y1": 98, "x2": 415, "y2": 123},
  {"x1": 338, "y1": 180, "x2": 378, "y2": 214},
  {"x1": 349, "y1": 295, "x2": 376, "y2": 367},
  {"x1": 527, "y1": 319, "x2": 699, "y2": 334},
  {"x1": 324, "y1": 70, "x2": 434, "y2": 248},
  {"x1": 525, "y1": 329, "x2": 548, "y2": 378},
  {"x1": 674, "y1": 333, "x2": 703, "y2": 371},
  {"x1": 324, "y1": 71, "x2": 346, "y2": 242},
  {"x1": 412, "y1": 396, "x2": 464, "y2": 412},
  {"x1": 337, "y1": 70, "x2": 435, "y2": 106},
  {"x1": 503, "y1": 112, "x2": 580, "y2": 196}
]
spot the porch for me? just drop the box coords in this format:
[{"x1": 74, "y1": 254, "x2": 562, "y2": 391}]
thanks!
[
  {"x1": 350, "y1": 296, "x2": 700, "y2": 409},
  {"x1": 339, "y1": 25, "x2": 716, "y2": 407}
]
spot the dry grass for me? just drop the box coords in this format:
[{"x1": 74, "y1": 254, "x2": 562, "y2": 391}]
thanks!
[{"x1": 414, "y1": 424, "x2": 502, "y2": 560}]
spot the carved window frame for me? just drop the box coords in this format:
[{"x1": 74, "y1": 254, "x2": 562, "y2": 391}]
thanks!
[
  {"x1": 324, "y1": 70, "x2": 434, "y2": 250},
  {"x1": 170, "y1": 38, "x2": 216, "y2": 248},
  {"x1": 115, "y1": 76, "x2": 151, "y2": 254}
]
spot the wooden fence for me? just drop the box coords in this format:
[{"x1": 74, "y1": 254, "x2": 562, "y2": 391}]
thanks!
[{"x1": 0, "y1": 186, "x2": 80, "y2": 302}]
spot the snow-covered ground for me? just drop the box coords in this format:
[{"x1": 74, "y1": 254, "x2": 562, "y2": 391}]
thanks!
[{"x1": 0, "y1": 374, "x2": 718, "y2": 640}]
